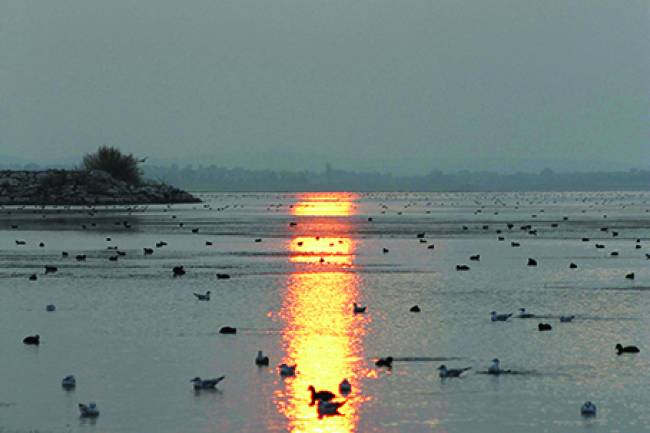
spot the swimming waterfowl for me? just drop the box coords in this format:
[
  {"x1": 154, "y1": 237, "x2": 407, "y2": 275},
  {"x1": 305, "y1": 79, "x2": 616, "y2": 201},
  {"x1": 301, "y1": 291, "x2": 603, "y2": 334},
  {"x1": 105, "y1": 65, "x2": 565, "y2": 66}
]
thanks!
[
  {"x1": 625, "y1": 272, "x2": 634, "y2": 280},
  {"x1": 219, "y1": 326, "x2": 237, "y2": 334},
  {"x1": 61, "y1": 375, "x2": 76, "y2": 389},
  {"x1": 438, "y1": 365, "x2": 472, "y2": 378},
  {"x1": 108, "y1": 255, "x2": 118, "y2": 261},
  {"x1": 615, "y1": 344, "x2": 639, "y2": 355},
  {"x1": 410, "y1": 305, "x2": 421, "y2": 313},
  {"x1": 308, "y1": 386, "x2": 336, "y2": 404},
  {"x1": 560, "y1": 315, "x2": 575, "y2": 322},
  {"x1": 527, "y1": 258, "x2": 537, "y2": 266},
  {"x1": 517, "y1": 308, "x2": 534, "y2": 318},
  {"x1": 382, "y1": 248, "x2": 389, "y2": 254},
  {"x1": 15, "y1": 240, "x2": 26, "y2": 245},
  {"x1": 205, "y1": 241, "x2": 213, "y2": 246},
  {"x1": 279, "y1": 364, "x2": 297, "y2": 377},
  {"x1": 78, "y1": 402, "x2": 99, "y2": 418},
  {"x1": 375, "y1": 357, "x2": 393, "y2": 368},
  {"x1": 143, "y1": 248, "x2": 154, "y2": 255},
  {"x1": 511, "y1": 242, "x2": 520, "y2": 247},
  {"x1": 538, "y1": 323, "x2": 552, "y2": 331},
  {"x1": 456, "y1": 265, "x2": 470, "y2": 271},
  {"x1": 23, "y1": 335, "x2": 40, "y2": 345},
  {"x1": 569, "y1": 262, "x2": 578, "y2": 269},
  {"x1": 581, "y1": 401, "x2": 597, "y2": 416},
  {"x1": 46, "y1": 304, "x2": 56, "y2": 312},
  {"x1": 469, "y1": 254, "x2": 480, "y2": 261},
  {"x1": 75, "y1": 254, "x2": 86, "y2": 261},
  {"x1": 353, "y1": 303, "x2": 367, "y2": 314},
  {"x1": 191, "y1": 376, "x2": 225, "y2": 390},
  {"x1": 317, "y1": 399, "x2": 345, "y2": 416},
  {"x1": 44, "y1": 265, "x2": 57, "y2": 274},
  {"x1": 29, "y1": 274, "x2": 37, "y2": 281},
  {"x1": 487, "y1": 358, "x2": 511, "y2": 375},
  {"x1": 491, "y1": 311, "x2": 512, "y2": 322},
  {"x1": 255, "y1": 350, "x2": 269, "y2": 366},
  {"x1": 172, "y1": 266, "x2": 185, "y2": 276},
  {"x1": 216, "y1": 273, "x2": 231, "y2": 279},
  {"x1": 339, "y1": 379, "x2": 352, "y2": 395},
  {"x1": 193, "y1": 291, "x2": 210, "y2": 301}
]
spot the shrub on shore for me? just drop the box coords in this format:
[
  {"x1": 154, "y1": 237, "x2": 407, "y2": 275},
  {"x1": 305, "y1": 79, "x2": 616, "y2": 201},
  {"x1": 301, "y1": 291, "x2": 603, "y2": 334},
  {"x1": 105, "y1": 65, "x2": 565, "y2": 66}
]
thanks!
[{"x1": 82, "y1": 146, "x2": 142, "y2": 185}]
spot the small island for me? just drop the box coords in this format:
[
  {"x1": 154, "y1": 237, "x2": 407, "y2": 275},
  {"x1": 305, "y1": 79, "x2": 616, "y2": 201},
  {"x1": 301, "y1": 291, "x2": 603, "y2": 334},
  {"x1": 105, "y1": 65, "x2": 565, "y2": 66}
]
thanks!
[{"x1": 0, "y1": 146, "x2": 200, "y2": 205}]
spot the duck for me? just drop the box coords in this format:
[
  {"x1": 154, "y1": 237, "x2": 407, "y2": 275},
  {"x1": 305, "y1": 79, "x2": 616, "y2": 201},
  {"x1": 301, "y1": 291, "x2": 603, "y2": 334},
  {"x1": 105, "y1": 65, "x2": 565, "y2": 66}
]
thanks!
[
  {"x1": 491, "y1": 311, "x2": 512, "y2": 322},
  {"x1": 317, "y1": 399, "x2": 346, "y2": 417},
  {"x1": 44, "y1": 265, "x2": 58, "y2": 274},
  {"x1": 456, "y1": 264, "x2": 470, "y2": 271},
  {"x1": 615, "y1": 344, "x2": 640, "y2": 355},
  {"x1": 560, "y1": 315, "x2": 575, "y2": 322},
  {"x1": 172, "y1": 266, "x2": 185, "y2": 276},
  {"x1": 191, "y1": 376, "x2": 225, "y2": 390},
  {"x1": 308, "y1": 385, "x2": 336, "y2": 405},
  {"x1": 61, "y1": 375, "x2": 76, "y2": 389},
  {"x1": 580, "y1": 401, "x2": 597, "y2": 416},
  {"x1": 352, "y1": 303, "x2": 367, "y2": 314},
  {"x1": 538, "y1": 323, "x2": 552, "y2": 331},
  {"x1": 193, "y1": 291, "x2": 210, "y2": 301},
  {"x1": 29, "y1": 274, "x2": 38, "y2": 281},
  {"x1": 78, "y1": 402, "x2": 100, "y2": 418},
  {"x1": 75, "y1": 254, "x2": 86, "y2": 261},
  {"x1": 23, "y1": 335, "x2": 40, "y2": 345},
  {"x1": 46, "y1": 304, "x2": 56, "y2": 312},
  {"x1": 216, "y1": 273, "x2": 231, "y2": 279},
  {"x1": 517, "y1": 308, "x2": 535, "y2": 318},
  {"x1": 469, "y1": 254, "x2": 480, "y2": 261},
  {"x1": 438, "y1": 365, "x2": 472, "y2": 378},
  {"x1": 279, "y1": 363, "x2": 297, "y2": 377},
  {"x1": 375, "y1": 356, "x2": 393, "y2": 368},
  {"x1": 255, "y1": 350, "x2": 269, "y2": 366},
  {"x1": 569, "y1": 262, "x2": 578, "y2": 269},
  {"x1": 219, "y1": 326, "x2": 237, "y2": 334},
  {"x1": 143, "y1": 248, "x2": 154, "y2": 255},
  {"x1": 527, "y1": 258, "x2": 537, "y2": 266},
  {"x1": 625, "y1": 272, "x2": 635, "y2": 280},
  {"x1": 511, "y1": 241, "x2": 520, "y2": 247},
  {"x1": 339, "y1": 379, "x2": 352, "y2": 395},
  {"x1": 410, "y1": 305, "x2": 421, "y2": 313},
  {"x1": 382, "y1": 248, "x2": 389, "y2": 254}
]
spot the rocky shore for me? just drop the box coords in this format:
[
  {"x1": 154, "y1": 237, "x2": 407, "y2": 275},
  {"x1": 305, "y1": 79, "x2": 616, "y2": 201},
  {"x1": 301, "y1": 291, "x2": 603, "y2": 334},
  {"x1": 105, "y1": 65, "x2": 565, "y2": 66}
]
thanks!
[{"x1": 0, "y1": 170, "x2": 200, "y2": 205}]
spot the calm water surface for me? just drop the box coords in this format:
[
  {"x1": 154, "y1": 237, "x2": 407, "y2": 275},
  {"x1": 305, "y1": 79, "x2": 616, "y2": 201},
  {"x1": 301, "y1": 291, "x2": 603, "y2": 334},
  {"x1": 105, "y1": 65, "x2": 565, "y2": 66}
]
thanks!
[{"x1": 1, "y1": 191, "x2": 649, "y2": 433}]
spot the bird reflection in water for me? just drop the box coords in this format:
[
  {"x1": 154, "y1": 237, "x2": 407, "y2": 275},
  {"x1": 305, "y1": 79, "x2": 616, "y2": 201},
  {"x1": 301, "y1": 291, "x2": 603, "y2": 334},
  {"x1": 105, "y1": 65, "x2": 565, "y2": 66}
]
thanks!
[{"x1": 274, "y1": 193, "x2": 370, "y2": 433}]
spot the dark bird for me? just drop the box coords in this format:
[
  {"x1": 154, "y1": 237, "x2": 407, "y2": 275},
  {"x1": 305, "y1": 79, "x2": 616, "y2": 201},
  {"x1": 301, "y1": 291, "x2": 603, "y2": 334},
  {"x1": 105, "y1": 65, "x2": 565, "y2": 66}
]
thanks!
[
  {"x1": 569, "y1": 262, "x2": 578, "y2": 269},
  {"x1": 625, "y1": 272, "x2": 635, "y2": 280},
  {"x1": 191, "y1": 228, "x2": 199, "y2": 233},
  {"x1": 353, "y1": 303, "x2": 367, "y2": 314},
  {"x1": 255, "y1": 350, "x2": 269, "y2": 366},
  {"x1": 61, "y1": 251, "x2": 69, "y2": 257},
  {"x1": 44, "y1": 265, "x2": 58, "y2": 274},
  {"x1": 172, "y1": 266, "x2": 186, "y2": 276},
  {"x1": 469, "y1": 254, "x2": 480, "y2": 261},
  {"x1": 382, "y1": 248, "x2": 389, "y2": 254},
  {"x1": 538, "y1": 323, "x2": 552, "y2": 331},
  {"x1": 527, "y1": 258, "x2": 537, "y2": 266},
  {"x1": 410, "y1": 305, "x2": 421, "y2": 313},
  {"x1": 375, "y1": 357, "x2": 393, "y2": 368},
  {"x1": 308, "y1": 385, "x2": 336, "y2": 405},
  {"x1": 616, "y1": 344, "x2": 640, "y2": 355},
  {"x1": 216, "y1": 273, "x2": 231, "y2": 279},
  {"x1": 15, "y1": 240, "x2": 26, "y2": 245},
  {"x1": 193, "y1": 291, "x2": 210, "y2": 301},
  {"x1": 143, "y1": 248, "x2": 154, "y2": 255},
  {"x1": 456, "y1": 265, "x2": 470, "y2": 271},
  {"x1": 219, "y1": 326, "x2": 237, "y2": 334},
  {"x1": 29, "y1": 274, "x2": 37, "y2": 281},
  {"x1": 511, "y1": 242, "x2": 520, "y2": 247},
  {"x1": 75, "y1": 254, "x2": 86, "y2": 261},
  {"x1": 23, "y1": 335, "x2": 40, "y2": 345}
]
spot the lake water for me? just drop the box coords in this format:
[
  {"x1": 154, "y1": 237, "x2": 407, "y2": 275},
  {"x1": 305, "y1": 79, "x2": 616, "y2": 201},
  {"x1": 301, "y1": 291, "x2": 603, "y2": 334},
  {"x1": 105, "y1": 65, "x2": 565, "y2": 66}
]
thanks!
[{"x1": 1, "y1": 191, "x2": 649, "y2": 433}]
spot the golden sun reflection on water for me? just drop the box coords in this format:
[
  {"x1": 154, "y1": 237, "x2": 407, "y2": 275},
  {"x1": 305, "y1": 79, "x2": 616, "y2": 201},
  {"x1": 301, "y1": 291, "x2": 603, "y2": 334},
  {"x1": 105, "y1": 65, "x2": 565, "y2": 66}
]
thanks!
[
  {"x1": 291, "y1": 193, "x2": 359, "y2": 217},
  {"x1": 275, "y1": 193, "x2": 369, "y2": 433}
]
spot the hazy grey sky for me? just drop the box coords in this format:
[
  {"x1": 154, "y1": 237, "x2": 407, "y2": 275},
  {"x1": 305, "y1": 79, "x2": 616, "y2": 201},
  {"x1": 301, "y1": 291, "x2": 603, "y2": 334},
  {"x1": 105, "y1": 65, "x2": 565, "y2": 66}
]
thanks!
[{"x1": 2, "y1": 1, "x2": 648, "y2": 174}]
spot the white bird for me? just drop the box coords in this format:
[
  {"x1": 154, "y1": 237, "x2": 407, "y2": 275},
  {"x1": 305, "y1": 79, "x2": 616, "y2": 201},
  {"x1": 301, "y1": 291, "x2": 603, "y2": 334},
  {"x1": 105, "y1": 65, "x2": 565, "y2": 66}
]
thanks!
[
  {"x1": 193, "y1": 291, "x2": 210, "y2": 301},
  {"x1": 191, "y1": 376, "x2": 225, "y2": 390},
  {"x1": 517, "y1": 308, "x2": 534, "y2": 318},
  {"x1": 491, "y1": 311, "x2": 512, "y2": 321},
  {"x1": 61, "y1": 375, "x2": 76, "y2": 389},
  {"x1": 353, "y1": 303, "x2": 367, "y2": 314},
  {"x1": 339, "y1": 379, "x2": 352, "y2": 395},
  {"x1": 560, "y1": 315, "x2": 575, "y2": 322},
  {"x1": 317, "y1": 399, "x2": 345, "y2": 416},
  {"x1": 581, "y1": 401, "x2": 597, "y2": 416},
  {"x1": 487, "y1": 358, "x2": 511, "y2": 375},
  {"x1": 438, "y1": 365, "x2": 472, "y2": 378},
  {"x1": 279, "y1": 363, "x2": 296, "y2": 377},
  {"x1": 78, "y1": 402, "x2": 99, "y2": 418}
]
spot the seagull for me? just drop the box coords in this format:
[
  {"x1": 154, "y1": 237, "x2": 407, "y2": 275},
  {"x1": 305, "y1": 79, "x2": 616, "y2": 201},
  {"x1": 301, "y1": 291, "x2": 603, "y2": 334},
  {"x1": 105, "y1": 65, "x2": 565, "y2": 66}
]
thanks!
[
  {"x1": 191, "y1": 376, "x2": 225, "y2": 390},
  {"x1": 339, "y1": 379, "x2": 352, "y2": 395},
  {"x1": 438, "y1": 365, "x2": 472, "y2": 378},
  {"x1": 78, "y1": 402, "x2": 100, "y2": 418},
  {"x1": 487, "y1": 358, "x2": 511, "y2": 375},
  {"x1": 317, "y1": 400, "x2": 346, "y2": 417},
  {"x1": 353, "y1": 303, "x2": 367, "y2": 314},
  {"x1": 255, "y1": 350, "x2": 269, "y2": 366},
  {"x1": 193, "y1": 291, "x2": 210, "y2": 301},
  {"x1": 279, "y1": 364, "x2": 296, "y2": 377},
  {"x1": 581, "y1": 401, "x2": 597, "y2": 416},
  {"x1": 615, "y1": 344, "x2": 640, "y2": 355},
  {"x1": 61, "y1": 375, "x2": 76, "y2": 389},
  {"x1": 491, "y1": 311, "x2": 512, "y2": 321},
  {"x1": 308, "y1": 385, "x2": 336, "y2": 405},
  {"x1": 560, "y1": 315, "x2": 575, "y2": 322},
  {"x1": 517, "y1": 308, "x2": 534, "y2": 318}
]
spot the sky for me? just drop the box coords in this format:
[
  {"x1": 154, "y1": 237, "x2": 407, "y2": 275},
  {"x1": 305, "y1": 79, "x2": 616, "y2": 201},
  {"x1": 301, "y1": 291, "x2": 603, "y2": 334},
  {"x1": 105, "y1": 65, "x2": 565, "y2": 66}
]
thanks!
[{"x1": 1, "y1": 0, "x2": 648, "y2": 175}]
